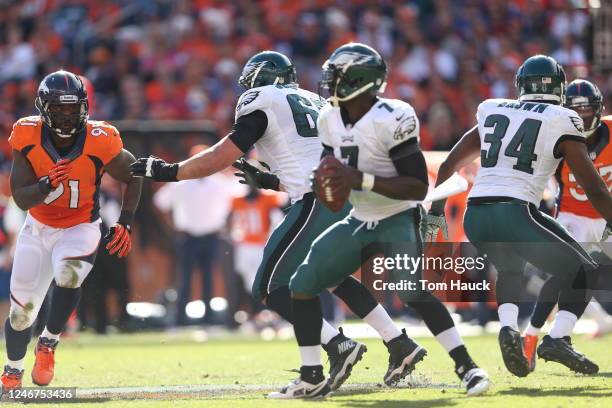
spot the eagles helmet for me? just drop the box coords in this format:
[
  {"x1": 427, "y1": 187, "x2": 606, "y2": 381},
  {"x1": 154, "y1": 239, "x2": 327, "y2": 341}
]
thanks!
[
  {"x1": 515, "y1": 55, "x2": 566, "y2": 104},
  {"x1": 320, "y1": 42, "x2": 387, "y2": 105},
  {"x1": 564, "y1": 79, "x2": 604, "y2": 137},
  {"x1": 238, "y1": 51, "x2": 297, "y2": 89},
  {"x1": 35, "y1": 70, "x2": 89, "y2": 139}
]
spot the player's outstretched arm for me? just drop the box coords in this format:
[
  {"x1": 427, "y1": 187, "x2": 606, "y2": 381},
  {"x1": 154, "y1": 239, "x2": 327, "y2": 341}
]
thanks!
[
  {"x1": 104, "y1": 149, "x2": 143, "y2": 258},
  {"x1": 130, "y1": 136, "x2": 244, "y2": 182},
  {"x1": 10, "y1": 149, "x2": 71, "y2": 210},
  {"x1": 430, "y1": 126, "x2": 481, "y2": 215},
  {"x1": 560, "y1": 140, "x2": 612, "y2": 223}
]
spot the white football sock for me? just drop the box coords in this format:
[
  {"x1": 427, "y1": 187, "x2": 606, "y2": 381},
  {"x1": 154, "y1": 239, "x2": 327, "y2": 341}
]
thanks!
[
  {"x1": 524, "y1": 323, "x2": 541, "y2": 336},
  {"x1": 41, "y1": 328, "x2": 60, "y2": 342},
  {"x1": 549, "y1": 310, "x2": 578, "y2": 339},
  {"x1": 320, "y1": 320, "x2": 340, "y2": 345},
  {"x1": 435, "y1": 327, "x2": 464, "y2": 352},
  {"x1": 299, "y1": 346, "x2": 322, "y2": 366},
  {"x1": 584, "y1": 301, "x2": 610, "y2": 326},
  {"x1": 6, "y1": 358, "x2": 24, "y2": 371},
  {"x1": 363, "y1": 304, "x2": 402, "y2": 342},
  {"x1": 498, "y1": 303, "x2": 519, "y2": 331}
]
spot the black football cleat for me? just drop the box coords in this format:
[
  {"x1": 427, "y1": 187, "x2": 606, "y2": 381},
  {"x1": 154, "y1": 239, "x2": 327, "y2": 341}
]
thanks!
[
  {"x1": 383, "y1": 329, "x2": 427, "y2": 386},
  {"x1": 498, "y1": 326, "x2": 530, "y2": 377},
  {"x1": 322, "y1": 327, "x2": 367, "y2": 391},
  {"x1": 537, "y1": 335, "x2": 599, "y2": 374},
  {"x1": 455, "y1": 360, "x2": 491, "y2": 396},
  {"x1": 267, "y1": 366, "x2": 331, "y2": 399}
]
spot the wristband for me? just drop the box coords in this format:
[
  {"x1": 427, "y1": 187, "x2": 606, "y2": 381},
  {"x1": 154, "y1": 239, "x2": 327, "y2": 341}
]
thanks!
[
  {"x1": 361, "y1": 173, "x2": 375, "y2": 191},
  {"x1": 37, "y1": 177, "x2": 53, "y2": 195}
]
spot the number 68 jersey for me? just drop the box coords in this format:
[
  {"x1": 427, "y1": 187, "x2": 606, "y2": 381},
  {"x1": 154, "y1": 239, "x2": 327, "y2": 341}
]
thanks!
[
  {"x1": 8, "y1": 116, "x2": 123, "y2": 228},
  {"x1": 469, "y1": 98, "x2": 586, "y2": 205},
  {"x1": 235, "y1": 84, "x2": 325, "y2": 202}
]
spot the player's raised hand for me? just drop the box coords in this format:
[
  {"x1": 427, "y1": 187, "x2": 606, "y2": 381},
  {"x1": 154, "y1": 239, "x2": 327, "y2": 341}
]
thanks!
[
  {"x1": 602, "y1": 222, "x2": 612, "y2": 242},
  {"x1": 105, "y1": 222, "x2": 132, "y2": 258},
  {"x1": 48, "y1": 159, "x2": 72, "y2": 188},
  {"x1": 232, "y1": 158, "x2": 280, "y2": 190},
  {"x1": 422, "y1": 211, "x2": 448, "y2": 242},
  {"x1": 130, "y1": 156, "x2": 179, "y2": 182}
]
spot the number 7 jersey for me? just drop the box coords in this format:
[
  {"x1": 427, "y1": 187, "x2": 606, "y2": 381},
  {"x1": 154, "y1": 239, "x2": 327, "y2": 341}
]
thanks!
[
  {"x1": 9, "y1": 116, "x2": 123, "y2": 228},
  {"x1": 469, "y1": 98, "x2": 586, "y2": 205},
  {"x1": 235, "y1": 84, "x2": 325, "y2": 202}
]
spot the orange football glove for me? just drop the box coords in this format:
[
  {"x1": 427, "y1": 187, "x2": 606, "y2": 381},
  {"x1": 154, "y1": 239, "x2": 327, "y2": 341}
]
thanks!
[
  {"x1": 48, "y1": 159, "x2": 72, "y2": 188},
  {"x1": 105, "y1": 223, "x2": 132, "y2": 258}
]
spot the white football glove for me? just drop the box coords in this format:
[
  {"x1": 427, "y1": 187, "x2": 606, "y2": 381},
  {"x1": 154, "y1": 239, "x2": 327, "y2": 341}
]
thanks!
[
  {"x1": 423, "y1": 212, "x2": 449, "y2": 242},
  {"x1": 601, "y1": 222, "x2": 612, "y2": 242}
]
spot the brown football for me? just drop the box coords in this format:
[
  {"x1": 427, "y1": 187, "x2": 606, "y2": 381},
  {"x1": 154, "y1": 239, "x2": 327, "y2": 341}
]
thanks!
[{"x1": 313, "y1": 155, "x2": 350, "y2": 212}]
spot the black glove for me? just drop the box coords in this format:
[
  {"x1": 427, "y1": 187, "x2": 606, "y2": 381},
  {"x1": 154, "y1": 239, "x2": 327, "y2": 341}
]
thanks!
[
  {"x1": 130, "y1": 156, "x2": 179, "y2": 182},
  {"x1": 232, "y1": 158, "x2": 280, "y2": 191}
]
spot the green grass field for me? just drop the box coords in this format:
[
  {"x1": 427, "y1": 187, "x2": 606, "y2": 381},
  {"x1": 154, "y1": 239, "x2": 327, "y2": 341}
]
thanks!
[{"x1": 1, "y1": 331, "x2": 611, "y2": 407}]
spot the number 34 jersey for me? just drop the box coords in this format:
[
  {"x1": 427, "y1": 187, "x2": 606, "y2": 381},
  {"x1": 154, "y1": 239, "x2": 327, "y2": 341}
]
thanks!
[
  {"x1": 9, "y1": 116, "x2": 123, "y2": 228},
  {"x1": 469, "y1": 98, "x2": 586, "y2": 205},
  {"x1": 235, "y1": 84, "x2": 325, "y2": 202}
]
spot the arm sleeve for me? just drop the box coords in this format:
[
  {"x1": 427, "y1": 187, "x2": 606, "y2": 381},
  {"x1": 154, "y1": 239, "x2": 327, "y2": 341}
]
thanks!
[
  {"x1": 390, "y1": 138, "x2": 429, "y2": 185},
  {"x1": 228, "y1": 110, "x2": 269, "y2": 153}
]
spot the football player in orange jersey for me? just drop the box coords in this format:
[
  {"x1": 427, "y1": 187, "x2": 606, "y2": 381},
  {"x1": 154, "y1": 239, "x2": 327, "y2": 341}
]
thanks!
[
  {"x1": 0, "y1": 70, "x2": 142, "y2": 392},
  {"x1": 522, "y1": 79, "x2": 610, "y2": 375}
]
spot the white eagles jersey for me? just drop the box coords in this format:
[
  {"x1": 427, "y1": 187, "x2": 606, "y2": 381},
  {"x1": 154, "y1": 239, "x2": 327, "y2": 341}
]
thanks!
[
  {"x1": 235, "y1": 84, "x2": 325, "y2": 201},
  {"x1": 318, "y1": 98, "x2": 421, "y2": 221},
  {"x1": 469, "y1": 98, "x2": 586, "y2": 205}
]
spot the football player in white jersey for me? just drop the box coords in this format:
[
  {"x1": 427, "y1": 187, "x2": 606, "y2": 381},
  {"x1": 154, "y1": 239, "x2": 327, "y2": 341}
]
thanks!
[
  {"x1": 425, "y1": 55, "x2": 612, "y2": 378},
  {"x1": 523, "y1": 79, "x2": 611, "y2": 374},
  {"x1": 274, "y1": 43, "x2": 489, "y2": 399},
  {"x1": 131, "y1": 51, "x2": 434, "y2": 392}
]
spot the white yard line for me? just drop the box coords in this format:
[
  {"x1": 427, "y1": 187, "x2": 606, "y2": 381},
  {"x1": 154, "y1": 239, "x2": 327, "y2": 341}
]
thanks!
[{"x1": 76, "y1": 379, "x2": 461, "y2": 399}]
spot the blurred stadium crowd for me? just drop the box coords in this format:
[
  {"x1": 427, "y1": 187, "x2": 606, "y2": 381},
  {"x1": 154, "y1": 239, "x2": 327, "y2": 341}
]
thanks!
[
  {"x1": 0, "y1": 0, "x2": 609, "y2": 332},
  {"x1": 0, "y1": 0, "x2": 607, "y2": 150}
]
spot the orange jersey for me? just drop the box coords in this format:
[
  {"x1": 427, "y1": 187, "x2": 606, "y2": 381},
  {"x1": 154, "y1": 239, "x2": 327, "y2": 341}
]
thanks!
[
  {"x1": 230, "y1": 193, "x2": 283, "y2": 245},
  {"x1": 9, "y1": 116, "x2": 123, "y2": 228},
  {"x1": 558, "y1": 116, "x2": 612, "y2": 218}
]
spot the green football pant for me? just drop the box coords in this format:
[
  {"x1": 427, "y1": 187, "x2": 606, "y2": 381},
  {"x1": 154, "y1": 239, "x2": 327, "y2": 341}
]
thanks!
[
  {"x1": 464, "y1": 198, "x2": 597, "y2": 303},
  {"x1": 251, "y1": 193, "x2": 350, "y2": 302},
  {"x1": 289, "y1": 207, "x2": 426, "y2": 303}
]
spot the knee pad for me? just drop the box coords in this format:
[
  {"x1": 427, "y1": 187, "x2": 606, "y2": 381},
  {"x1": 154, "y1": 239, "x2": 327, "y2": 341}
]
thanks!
[
  {"x1": 54, "y1": 260, "x2": 93, "y2": 288},
  {"x1": 9, "y1": 304, "x2": 36, "y2": 331}
]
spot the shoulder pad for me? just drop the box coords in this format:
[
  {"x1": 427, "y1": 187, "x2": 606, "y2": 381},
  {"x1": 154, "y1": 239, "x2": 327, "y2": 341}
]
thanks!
[
  {"x1": 86, "y1": 120, "x2": 123, "y2": 164},
  {"x1": 375, "y1": 99, "x2": 419, "y2": 147},
  {"x1": 87, "y1": 120, "x2": 120, "y2": 137},
  {"x1": 14, "y1": 116, "x2": 43, "y2": 127},
  {"x1": 235, "y1": 86, "x2": 273, "y2": 119},
  {"x1": 9, "y1": 116, "x2": 42, "y2": 151}
]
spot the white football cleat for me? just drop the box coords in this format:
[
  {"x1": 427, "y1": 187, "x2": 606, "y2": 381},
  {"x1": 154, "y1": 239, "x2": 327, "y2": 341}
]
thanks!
[
  {"x1": 461, "y1": 367, "x2": 491, "y2": 396},
  {"x1": 267, "y1": 376, "x2": 332, "y2": 399}
]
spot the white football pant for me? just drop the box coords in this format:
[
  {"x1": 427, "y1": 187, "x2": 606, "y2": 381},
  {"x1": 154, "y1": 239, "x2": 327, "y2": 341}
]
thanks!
[{"x1": 8, "y1": 214, "x2": 101, "y2": 331}]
